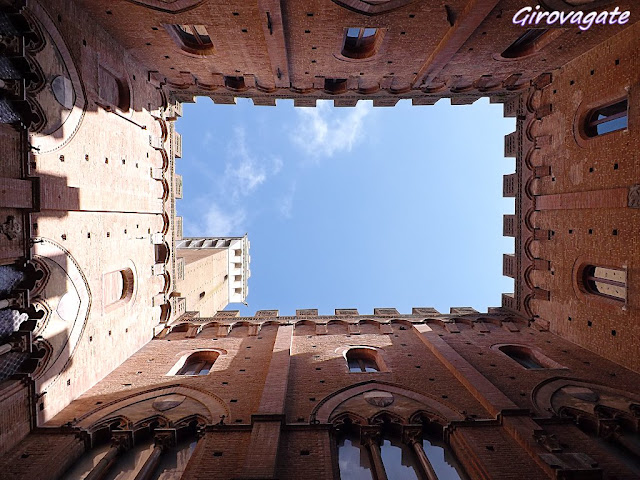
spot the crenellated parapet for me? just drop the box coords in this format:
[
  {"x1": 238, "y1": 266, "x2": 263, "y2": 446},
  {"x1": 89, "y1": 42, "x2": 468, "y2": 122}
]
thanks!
[{"x1": 160, "y1": 306, "x2": 524, "y2": 339}]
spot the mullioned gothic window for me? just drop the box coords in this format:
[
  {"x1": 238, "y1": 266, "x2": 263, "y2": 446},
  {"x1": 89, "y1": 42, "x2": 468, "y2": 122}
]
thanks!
[
  {"x1": 584, "y1": 99, "x2": 628, "y2": 137},
  {"x1": 335, "y1": 419, "x2": 466, "y2": 479}
]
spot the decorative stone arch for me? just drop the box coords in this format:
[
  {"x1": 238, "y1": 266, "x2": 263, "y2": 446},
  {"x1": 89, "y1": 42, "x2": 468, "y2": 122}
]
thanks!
[
  {"x1": 75, "y1": 385, "x2": 229, "y2": 430},
  {"x1": 389, "y1": 318, "x2": 414, "y2": 330},
  {"x1": 370, "y1": 409, "x2": 406, "y2": 426},
  {"x1": 327, "y1": 319, "x2": 349, "y2": 334},
  {"x1": 331, "y1": 411, "x2": 369, "y2": 426},
  {"x1": 31, "y1": 238, "x2": 91, "y2": 395},
  {"x1": 532, "y1": 377, "x2": 640, "y2": 418},
  {"x1": 312, "y1": 381, "x2": 464, "y2": 424},
  {"x1": 409, "y1": 409, "x2": 449, "y2": 428},
  {"x1": 28, "y1": 2, "x2": 87, "y2": 153},
  {"x1": 131, "y1": 413, "x2": 171, "y2": 432}
]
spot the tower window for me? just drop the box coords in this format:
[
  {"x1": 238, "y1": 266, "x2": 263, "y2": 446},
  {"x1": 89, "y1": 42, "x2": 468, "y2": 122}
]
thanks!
[
  {"x1": 342, "y1": 27, "x2": 380, "y2": 59},
  {"x1": 175, "y1": 351, "x2": 219, "y2": 375},
  {"x1": 346, "y1": 348, "x2": 381, "y2": 372},
  {"x1": 584, "y1": 99, "x2": 628, "y2": 137},
  {"x1": 501, "y1": 29, "x2": 553, "y2": 58},
  {"x1": 582, "y1": 265, "x2": 626, "y2": 302},
  {"x1": 166, "y1": 24, "x2": 214, "y2": 55}
]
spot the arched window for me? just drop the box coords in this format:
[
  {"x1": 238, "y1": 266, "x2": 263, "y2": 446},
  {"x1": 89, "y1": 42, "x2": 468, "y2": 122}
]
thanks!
[
  {"x1": 175, "y1": 351, "x2": 219, "y2": 376},
  {"x1": 584, "y1": 99, "x2": 628, "y2": 137},
  {"x1": 346, "y1": 348, "x2": 381, "y2": 372},
  {"x1": 499, "y1": 345, "x2": 543, "y2": 369},
  {"x1": 103, "y1": 268, "x2": 135, "y2": 309},
  {"x1": 342, "y1": 27, "x2": 380, "y2": 59},
  {"x1": 166, "y1": 24, "x2": 214, "y2": 55},
  {"x1": 497, "y1": 345, "x2": 561, "y2": 370},
  {"x1": 582, "y1": 265, "x2": 626, "y2": 302},
  {"x1": 501, "y1": 29, "x2": 553, "y2": 58}
]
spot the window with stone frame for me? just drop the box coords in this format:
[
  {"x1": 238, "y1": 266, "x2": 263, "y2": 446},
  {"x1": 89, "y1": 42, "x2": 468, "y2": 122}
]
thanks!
[
  {"x1": 346, "y1": 348, "x2": 381, "y2": 372},
  {"x1": 342, "y1": 27, "x2": 380, "y2": 59},
  {"x1": 166, "y1": 24, "x2": 214, "y2": 55},
  {"x1": 584, "y1": 99, "x2": 628, "y2": 137},
  {"x1": 582, "y1": 265, "x2": 627, "y2": 302},
  {"x1": 176, "y1": 350, "x2": 219, "y2": 375}
]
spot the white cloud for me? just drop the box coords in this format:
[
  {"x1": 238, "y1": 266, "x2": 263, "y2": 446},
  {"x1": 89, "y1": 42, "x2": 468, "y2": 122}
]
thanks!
[
  {"x1": 223, "y1": 127, "x2": 281, "y2": 199},
  {"x1": 279, "y1": 182, "x2": 296, "y2": 219},
  {"x1": 224, "y1": 160, "x2": 266, "y2": 196},
  {"x1": 291, "y1": 100, "x2": 373, "y2": 158},
  {"x1": 271, "y1": 156, "x2": 283, "y2": 175},
  {"x1": 204, "y1": 203, "x2": 246, "y2": 237}
]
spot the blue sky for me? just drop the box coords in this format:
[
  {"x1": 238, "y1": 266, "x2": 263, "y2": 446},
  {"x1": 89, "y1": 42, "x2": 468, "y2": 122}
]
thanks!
[{"x1": 176, "y1": 97, "x2": 515, "y2": 316}]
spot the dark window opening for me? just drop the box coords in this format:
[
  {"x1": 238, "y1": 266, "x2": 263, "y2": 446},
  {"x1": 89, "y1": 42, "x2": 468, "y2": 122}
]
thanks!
[
  {"x1": 499, "y1": 345, "x2": 543, "y2": 369},
  {"x1": 324, "y1": 78, "x2": 348, "y2": 94},
  {"x1": 342, "y1": 27, "x2": 379, "y2": 59},
  {"x1": 224, "y1": 76, "x2": 247, "y2": 92}
]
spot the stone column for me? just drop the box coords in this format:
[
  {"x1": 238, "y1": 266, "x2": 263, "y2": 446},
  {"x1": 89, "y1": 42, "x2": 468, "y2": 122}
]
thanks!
[
  {"x1": 403, "y1": 427, "x2": 438, "y2": 480},
  {"x1": 361, "y1": 427, "x2": 387, "y2": 480},
  {"x1": 133, "y1": 429, "x2": 176, "y2": 480},
  {"x1": 85, "y1": 430, "x2": 133, "y2": 480}
]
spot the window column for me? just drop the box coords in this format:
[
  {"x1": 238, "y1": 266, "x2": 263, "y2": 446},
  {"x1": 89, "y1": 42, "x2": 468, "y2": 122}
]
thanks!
[
  {"x1": 403, "y1": 427, "x2": 439, "y2": 480},
  {"x1": 361, "y1": 427, "x2": 388, "y2": 480},
  {"x1": 133, "y1": 429, "x2": 176, "y2": 480},
  {"x1": 84, "y1": 430, "x2": 133, "y2": 480}
]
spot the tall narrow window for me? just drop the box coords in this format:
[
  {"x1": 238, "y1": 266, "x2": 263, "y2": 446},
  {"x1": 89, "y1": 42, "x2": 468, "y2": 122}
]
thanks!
[
  {"x1": 501, "y1": 29, "x2": 553, "y2": 58},
  {"x1": 583, "y1": 266, "x2": 627, "y2": 302},
  {"x1": 422, "y1": 436, "x2": 466, "y2": 480},
  {"x1": 342, "y1": 27, "x2": 380, "y2": 59},
  {"x1": 176, "y1": 351, "x2": 219, "y2": 375},
  {"x1": 346, "y1": 348, "x2": 380, "y2": 372},
  {"x1": 166, "y1": 24, "x2": 214, "y2": 55},
  {"x1": 584, "y1": 100, "x2": 628, "y2": 137},
  {"x1": 380, "y1": 438, "x2": 420, "y2": 479},
  {"x1": 337, "y1": 433, "x2": 374, "y2": 480}
]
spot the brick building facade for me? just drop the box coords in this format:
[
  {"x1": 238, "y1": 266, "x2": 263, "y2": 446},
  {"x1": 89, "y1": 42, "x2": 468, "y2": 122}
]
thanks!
[{"x1": 0, "y1": 0, "x2": 638, "y2": 478}]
